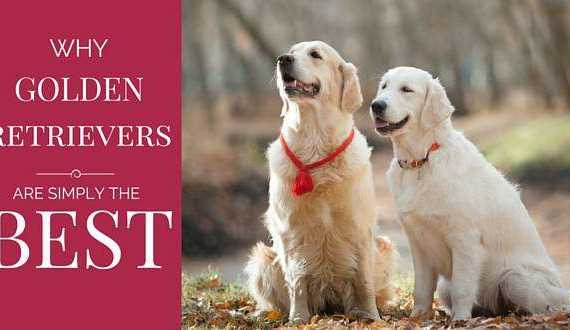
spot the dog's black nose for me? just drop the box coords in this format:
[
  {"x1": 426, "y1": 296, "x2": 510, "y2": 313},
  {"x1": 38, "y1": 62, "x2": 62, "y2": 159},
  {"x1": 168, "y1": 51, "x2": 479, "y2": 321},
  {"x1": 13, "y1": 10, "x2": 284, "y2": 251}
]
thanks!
[
  {"x1": 277, "y1": 54, "x2": 294, "y2": 65},
  {"x1": 371, "y1": 100, "x2": 387, "y2": 115}
]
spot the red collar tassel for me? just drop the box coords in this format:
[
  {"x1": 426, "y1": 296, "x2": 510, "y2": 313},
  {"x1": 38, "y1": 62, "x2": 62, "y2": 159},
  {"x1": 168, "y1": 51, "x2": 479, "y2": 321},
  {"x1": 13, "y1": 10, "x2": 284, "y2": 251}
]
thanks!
[{"x1": 279, "y1": 128, "x2": 355, "y2": 196}]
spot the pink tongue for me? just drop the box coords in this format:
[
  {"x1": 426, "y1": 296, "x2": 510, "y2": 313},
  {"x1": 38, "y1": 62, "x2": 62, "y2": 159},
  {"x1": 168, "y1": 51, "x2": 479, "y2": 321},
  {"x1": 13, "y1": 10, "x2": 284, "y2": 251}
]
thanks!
[
  {"x1": 375, "y1": 120, "x2": 389, "y2": 128},
  {"x1": 285, "y1": 80, "x2": 312, "y2": 92}
]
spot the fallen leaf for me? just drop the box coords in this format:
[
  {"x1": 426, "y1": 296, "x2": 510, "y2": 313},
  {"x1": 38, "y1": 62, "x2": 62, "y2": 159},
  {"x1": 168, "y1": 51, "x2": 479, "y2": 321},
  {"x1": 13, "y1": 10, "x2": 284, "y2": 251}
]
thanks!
[
  {"x1": 547, "y1": 311, "x2": 569, "y2": 323},
  {"x1": 502, "y1": 316, "x2": 518, "y2": 323},
  {"x1": 309, "y1": 314, "x2": 322, "y2": 324},
  {"x1": 265, "y1": 310, "x2": 285, "y2": 321},
  {"x1": 197, "y1": 274, "x2": 221, "y2": 289},
  {"x1": 237, "y1": 305, "x2": 254, "y2": 314},
  {"x1": 480, "y1": 317, "x2": 499, "y2": 325},
  {"x1": 214, "y1": 301, "x2": 229, "y2": 310}
]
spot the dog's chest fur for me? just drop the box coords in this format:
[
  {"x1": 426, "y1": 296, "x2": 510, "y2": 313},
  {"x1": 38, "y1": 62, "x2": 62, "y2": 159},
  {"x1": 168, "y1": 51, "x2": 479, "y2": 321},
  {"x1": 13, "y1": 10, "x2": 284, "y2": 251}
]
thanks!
[
  {"x1": 269, "y1": 181, "x2": 370, "y2": 311},
  {"x1": 265, "y1": 131, "x2": 376, "y2": 310},
  {"x1": 385, "y1": 157, "x2": 457, "y2": 278},
  {"x1": 386, "y1": 158, "x2": 445, "y2": 216}
]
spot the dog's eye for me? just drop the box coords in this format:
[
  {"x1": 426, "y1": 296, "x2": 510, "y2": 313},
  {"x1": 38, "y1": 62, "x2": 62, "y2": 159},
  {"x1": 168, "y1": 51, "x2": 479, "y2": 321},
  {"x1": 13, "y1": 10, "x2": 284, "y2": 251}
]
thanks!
[
  {"x1": 401, "y1": 86, "x2": 414, "y2": 93},
  {"x1": 309, "y1": 50, "x2": 322, "y2": 59},
  {"x1": 381, "y1": 82, "x2": 387, "y2": 89}
]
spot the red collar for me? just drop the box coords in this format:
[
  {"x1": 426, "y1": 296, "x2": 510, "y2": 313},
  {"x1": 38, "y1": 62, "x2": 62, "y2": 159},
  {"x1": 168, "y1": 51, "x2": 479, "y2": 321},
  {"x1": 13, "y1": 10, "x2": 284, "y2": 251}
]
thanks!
[
  {"x1": 397, "y1": 142, "x2": 440, "y2": 169},
  {"x1": 280, "y1": 128, "x2": 355, "y2": 196}
]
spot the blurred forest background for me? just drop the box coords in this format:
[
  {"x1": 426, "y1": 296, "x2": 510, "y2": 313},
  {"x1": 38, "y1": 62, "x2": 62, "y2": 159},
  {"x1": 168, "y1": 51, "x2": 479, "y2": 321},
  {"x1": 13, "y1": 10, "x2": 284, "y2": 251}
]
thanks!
[{"x1": 182, "y1": 0, "x2": 570, "y2": 285}]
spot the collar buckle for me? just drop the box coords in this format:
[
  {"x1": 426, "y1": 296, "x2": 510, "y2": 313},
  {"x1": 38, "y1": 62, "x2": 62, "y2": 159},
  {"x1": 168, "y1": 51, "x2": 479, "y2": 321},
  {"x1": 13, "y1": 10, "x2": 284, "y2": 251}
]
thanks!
[{"x1": 397, "y1": 142, "x2": 440, "y2": 170}]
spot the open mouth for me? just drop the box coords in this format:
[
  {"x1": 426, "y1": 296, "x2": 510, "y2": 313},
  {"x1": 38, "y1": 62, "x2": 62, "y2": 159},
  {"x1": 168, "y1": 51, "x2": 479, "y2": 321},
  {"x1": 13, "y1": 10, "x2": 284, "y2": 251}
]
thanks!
[
  {"x1": 282, "y1": 71, "x2": 320, "y2": 97},
  {"x1": 375, "y1": 115, "x2": 409, "y2": 134}
]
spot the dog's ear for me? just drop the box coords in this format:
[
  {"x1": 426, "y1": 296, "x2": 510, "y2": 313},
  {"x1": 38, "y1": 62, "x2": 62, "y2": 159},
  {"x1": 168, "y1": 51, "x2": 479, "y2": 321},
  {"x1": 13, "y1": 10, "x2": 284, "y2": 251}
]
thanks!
[
  {"x1": 339, "y1": 62, "x2": 363, "y2": 113},
  {"x1": 280, "y1": 92, "x2": 289, "y2": 117},
  {"x1": 277, "y1": 69, "x2": 289, "y2": 117},
  {"x1": 420, "y1": 77, "x2": 454, "y2": 129}
]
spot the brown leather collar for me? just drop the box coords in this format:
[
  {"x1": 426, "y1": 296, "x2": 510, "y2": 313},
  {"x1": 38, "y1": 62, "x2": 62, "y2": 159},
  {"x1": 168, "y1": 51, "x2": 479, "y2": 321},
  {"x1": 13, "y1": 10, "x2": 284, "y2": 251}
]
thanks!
[{"x1": 398, "y1": 142, "x2": 440, "y2": 169}]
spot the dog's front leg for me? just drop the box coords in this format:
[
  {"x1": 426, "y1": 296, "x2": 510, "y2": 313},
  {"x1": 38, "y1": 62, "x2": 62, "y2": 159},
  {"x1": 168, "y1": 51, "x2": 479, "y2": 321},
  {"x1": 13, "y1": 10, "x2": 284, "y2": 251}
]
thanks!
[
  {"x1": 448, "y1": 233, "x2": 483, "y2": 320},
  {"x1": 284, "y1": 262, "x2": 310, "y2": 323},
  {"x1": 350, "y1": 239, "x2": 381, "y2": 320},
  {"x1": 408, "y1": 232, "x2": 437, "y2": 320}
]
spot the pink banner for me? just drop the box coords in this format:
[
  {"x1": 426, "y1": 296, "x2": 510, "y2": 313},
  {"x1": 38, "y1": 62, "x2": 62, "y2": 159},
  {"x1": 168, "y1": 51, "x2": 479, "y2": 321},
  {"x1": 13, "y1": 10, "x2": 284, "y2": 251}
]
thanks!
[{"x1": 0, "y1": 1, "x2": 181, "y2": 328}]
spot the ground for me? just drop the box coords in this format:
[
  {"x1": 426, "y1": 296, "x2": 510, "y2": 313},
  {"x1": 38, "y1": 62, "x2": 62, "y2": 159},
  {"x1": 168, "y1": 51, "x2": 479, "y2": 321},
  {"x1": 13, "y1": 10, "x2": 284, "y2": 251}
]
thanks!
[{"x1": 182, "y1": 270, "x2": 569, "y2": 329}]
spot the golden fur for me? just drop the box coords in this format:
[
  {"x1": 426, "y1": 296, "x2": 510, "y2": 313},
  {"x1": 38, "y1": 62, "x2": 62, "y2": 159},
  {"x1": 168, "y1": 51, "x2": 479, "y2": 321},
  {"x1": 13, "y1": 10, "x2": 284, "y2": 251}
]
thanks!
[{"x1": 245, "y1": 41, "x2": 395, "y2": 323}]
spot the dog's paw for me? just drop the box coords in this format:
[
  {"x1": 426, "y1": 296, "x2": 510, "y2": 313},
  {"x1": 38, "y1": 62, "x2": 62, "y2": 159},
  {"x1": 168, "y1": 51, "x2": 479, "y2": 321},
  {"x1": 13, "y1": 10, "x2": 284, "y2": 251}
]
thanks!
[
  {"x1": 288, "y1": 312, "x2": 310, "y2": 324},
  {"x1": 376, "y1": 288, "x2": 397, "y2": 311},
  {"x1": 378, "y1": 300, "x2": 399, "y2": 312},
  {"x1": 409, "y1": 307, "x2": 433, "y2": 321},
  {"x1": 348, "y1": 308, "x2": 380, "y2": 321},
  {"x1": 451, "y1": 310, "x2": 472, "y2": 321}
]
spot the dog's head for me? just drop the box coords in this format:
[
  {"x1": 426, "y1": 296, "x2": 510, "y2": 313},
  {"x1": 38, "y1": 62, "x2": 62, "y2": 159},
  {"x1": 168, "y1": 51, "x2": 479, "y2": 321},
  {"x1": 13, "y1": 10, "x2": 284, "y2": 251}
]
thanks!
[
  {"x1": 276, "y1": 41, "x2": 363, "y2": 118},
  {"x1": 370, "y1": 67, "x2": 454, "y2": 137}
]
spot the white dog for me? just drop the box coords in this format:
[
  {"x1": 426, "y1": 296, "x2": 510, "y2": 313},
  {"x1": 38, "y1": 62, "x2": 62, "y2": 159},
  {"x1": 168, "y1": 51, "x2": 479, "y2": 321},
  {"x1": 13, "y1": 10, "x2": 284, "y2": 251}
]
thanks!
[
  {"x1": 370, "y1": 66, "x2": 569, "y2": 320},
  {"x1": 245, "y1": 41, "x2": 395, "y2": 323}
]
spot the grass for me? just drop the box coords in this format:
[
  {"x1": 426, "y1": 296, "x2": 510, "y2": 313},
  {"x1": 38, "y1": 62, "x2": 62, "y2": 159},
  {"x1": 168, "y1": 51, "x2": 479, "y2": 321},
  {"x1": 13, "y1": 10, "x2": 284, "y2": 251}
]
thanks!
[
  {"x1": 482, "y1": 115, "x2": 570, "y2": 183},
  {"x1": 182, "y1": 270, "x2": 284, "y2": 329},
  {"x1": 181, "y1": 270, "x2": 569, "y2": 329}
]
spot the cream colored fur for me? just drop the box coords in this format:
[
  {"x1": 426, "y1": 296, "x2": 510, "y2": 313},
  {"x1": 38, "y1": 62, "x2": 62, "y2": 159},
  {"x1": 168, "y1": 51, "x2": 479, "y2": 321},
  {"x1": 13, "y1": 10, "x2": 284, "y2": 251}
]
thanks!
[
  {"x1": 245, "y1": 41, "x2": 396, "y2": 323},
  {"x1": 372, "y1": 66, "x2": 570, "y2": 321}
]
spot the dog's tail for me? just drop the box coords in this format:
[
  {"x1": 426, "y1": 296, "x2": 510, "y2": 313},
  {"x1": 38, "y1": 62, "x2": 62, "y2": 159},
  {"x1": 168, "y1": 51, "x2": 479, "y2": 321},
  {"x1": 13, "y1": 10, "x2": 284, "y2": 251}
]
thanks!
[
  {"x1": 496, "y1": 265, "x2": 570, "y2": 314},
  {"x1": 374, "y1": 235, "x2": 398, "y2": 309},
  {"x1": 244, "y1": 242, "x2": 289, "y2": 313}
]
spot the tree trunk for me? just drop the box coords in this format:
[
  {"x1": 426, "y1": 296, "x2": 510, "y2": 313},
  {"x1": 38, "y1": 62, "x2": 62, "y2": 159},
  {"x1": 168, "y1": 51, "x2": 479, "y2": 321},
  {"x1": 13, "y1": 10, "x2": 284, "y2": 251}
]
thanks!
[
  {"x1": 216, "y1": 0, "x2": 279, "y2": 62},
  {"x1": 186, "y1": 0, "x2": 216, "y2": 130},
  {"x1": 500, "y1": 0, "x2": 555, "y2": 107},
  {"x1": 539, "y1": 0, "x2": 570, "y2": 107}
]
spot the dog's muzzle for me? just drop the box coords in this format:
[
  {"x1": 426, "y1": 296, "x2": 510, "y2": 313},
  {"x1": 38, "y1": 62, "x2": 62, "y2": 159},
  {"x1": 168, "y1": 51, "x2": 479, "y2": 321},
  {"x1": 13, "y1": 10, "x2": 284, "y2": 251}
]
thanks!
[
  {"x1": 370, "y1": 100, "x2": 409, "y2": 134},
  {"x1": 277, "y1": 54, "x2": 320, "y2": 97}
]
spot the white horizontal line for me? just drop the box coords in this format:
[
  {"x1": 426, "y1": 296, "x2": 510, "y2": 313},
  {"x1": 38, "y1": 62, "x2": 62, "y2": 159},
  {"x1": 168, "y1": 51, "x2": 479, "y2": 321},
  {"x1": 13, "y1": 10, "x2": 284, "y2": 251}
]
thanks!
[{"x1": 35, "y1": 170, "x2": 115, "y2": 178}]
